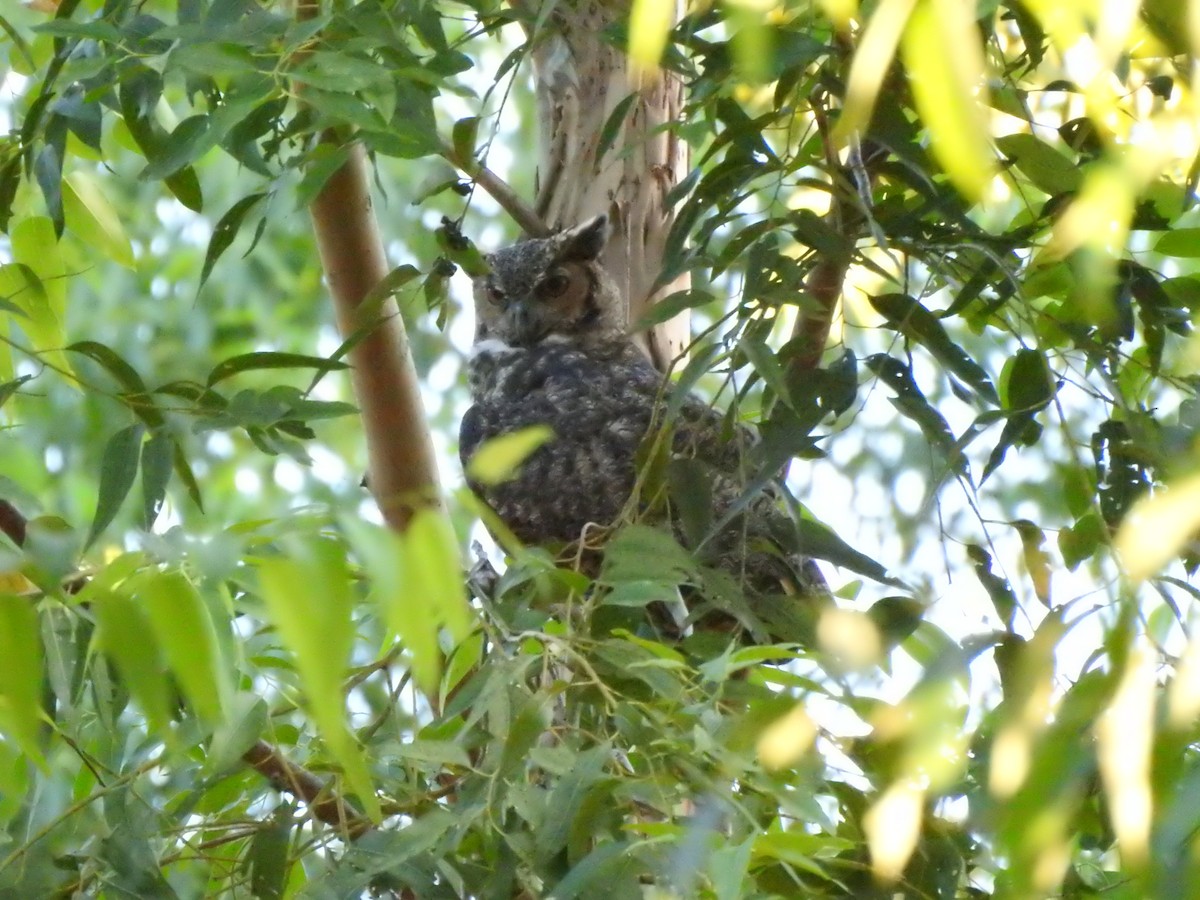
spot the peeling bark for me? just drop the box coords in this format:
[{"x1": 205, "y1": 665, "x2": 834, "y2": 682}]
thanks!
[{"x1": 519, "y1": 0, "x2": 691, "y2": 371}]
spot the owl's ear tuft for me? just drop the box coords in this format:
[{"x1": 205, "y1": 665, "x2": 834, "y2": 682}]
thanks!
[{"x1": 558, "y1": 215, "x2": 611, "y2": 262}]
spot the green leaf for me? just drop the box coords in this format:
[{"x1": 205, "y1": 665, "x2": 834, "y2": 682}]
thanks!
[
  {"x1": 294, "y1": 143, "x2": 351, "y2": 209},
  {"x1": 134, "y1": 570, "x2": 227, "y2": 725},
  {"x1": 869, "y1": 294, "x2": 999, "y2": 405},
  {"x1": 87, "y1": 424, "x2": 144, "y2": 549},
  {"x1": 600, "y1": 525, "x2": 700, "y2": 586},
  {"x1": 793, "y1": 517, "x2": 901, "y2": 586},
  {"x1": 67, "y1": 341, "x2": 164, "y2": 427},
  {"x1": 0, "y1": 594, "x2": 48, "y2": 771},
  {"x1": 358, "y1": 264, "x2": 421, "y2": 317},
  {"x1": 1058, "y1": 511, "x2": 1106, "y2": 571},
  {"x1": 257, "y1": 538, "x2": 380, "y2": 821},
  {"x1": 141, "y1": 431, "x2": 173, "y2": 529},
  {"x1": 999, "y1": 348, "x2": 1055, "y2": 412},
  {"x1": 0, "y1": 374, "x2": 32, "y2": 410},
  {"x1": 901, "y1": 0, "x2": 993, "y2": 200},
  {"x1": 549, "y1": 841, "x2": 638, "y2": 899},
  {"x1": 141, "y1": 115, "x2": 215, "y2": 181},
  {"x1": 866, "y1": 354, "x2": 967, "y2": 476},
  {"x1": 63, "y1": 173, "x2": 135, "y2": 269},
  {"x1": 67, "y1": 340, "x2": 149, "y2": 393},
  {"x1": 966, "y1": 544, "x2": 1017, "y2": 625},
  {"x1": 996, "y1": 133, "x2": 1082, "y2": 195},
  {"x1": 466, "y1": 425, "x2": 554, "y2": 486},
  {"x1": 451, "y1": 116, "x2": 479, "y2": 165},
  {"x1": 739, "y1": 331, "x2": 794, "y2": 410},
  {"x1": 9, "y1": 217, "x2": 71, "y2": 377},
  {"x1": 345, "y1": 514, "x2": 472, "y2": 700},
  {"x1": 206, "y1": 352, "x2": 349, "y2": 386},
  {"x1": 394, "y1": 739, "x2": 472, "y2": 768},
  {"x1": 535, "y1": 745, "x2": 611, "y2": 863},
  {"x1": 199, "y1": 192, "x2": 268, "y2": 292},
  {"x1": 172, "y1": 440, "x2": 204, "y2": 512},
  {"x1": 1154, "y1": 229, "x2": 1200, "y2": 258},
  {"x1": 633, "y1": 289, "x2": 715, "y2": 330},
  {"x1": 92, "y1": 590, "x2": 174, "y2": 739},
  {"x1": 596, "y1": 93, "x2": 637, "y2": 161},
  {"x1": 247, "y1": 808, "x2": 292, "y2": 900}
]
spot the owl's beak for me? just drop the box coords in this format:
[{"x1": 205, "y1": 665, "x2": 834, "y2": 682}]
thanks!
[{"x1": 508, "y1": 300, "x2": 543, "y2": 345}]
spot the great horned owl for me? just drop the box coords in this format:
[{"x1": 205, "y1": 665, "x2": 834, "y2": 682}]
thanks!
[{"x1": 459, "y1": 215, "x2": 829, "y2": 642}]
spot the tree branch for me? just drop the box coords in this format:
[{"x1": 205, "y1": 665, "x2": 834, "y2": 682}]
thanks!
[
  {"x1": 308, "y1": 138, "x2": 444, "y2": 531},
  {"x1": 241, "y1": 739, "x2": 373, "y2": 839},
  {"x1": 788, "y1": 90, "x2": 882, "y2": 376},
  {"x1": 440, "y1": 139, "x2": 548, "y2": 237}
]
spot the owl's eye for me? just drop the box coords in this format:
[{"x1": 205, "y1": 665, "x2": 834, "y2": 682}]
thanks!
[{"x1": 537, "y1": 271, "x2": 570, "y2": 299}]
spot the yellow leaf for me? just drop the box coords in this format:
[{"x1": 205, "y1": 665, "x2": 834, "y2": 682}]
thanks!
[
  {"x1": 864, "y1": 778, "x2": 924, "y2": 882},
  {"x1": 756, "y1": 703, "x2": 817, "y2": 771},
  {"x1": 834, "y1": 0, "x2": 916, "y2": 143},
  {"x1": 816, "y1": 607, "x2": 881, "y2": 670},
  {"x1": 466, "y1": 425, "x2": 553, "y2": 486},
  {"x1": 1114, "y1": 470, "x2": 1200, "y2": 582},
  {"x1": 0, "y1": 571, "x2": 36, "y2": 594},
  {"x1": 1095, "y1": 642, "x2": 1155, "y2": 867},
  {"x1": 900, "y1": 0, "x2": 993, "y2": 201},
  {"x1": 628, "y1": 0, "x2": 676, "y2": 76},
  {"x1": 814, "y1": 0, "x2": 858, "y2": 30},
  {"x1": 1046, "y1": 165, "x2": 1134, "y2": 260},
  {"x1": 64, "y1": 173, "x2": 135, "y2": 269}
]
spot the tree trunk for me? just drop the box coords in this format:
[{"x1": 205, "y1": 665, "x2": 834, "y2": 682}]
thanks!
[{"x1": 521, "y1": 0, "x2": 691, "y2": 372}]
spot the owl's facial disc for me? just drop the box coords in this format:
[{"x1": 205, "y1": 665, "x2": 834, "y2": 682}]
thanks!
[{"x1": 495, "y1": 262, "x2": 596, "y2": 345}]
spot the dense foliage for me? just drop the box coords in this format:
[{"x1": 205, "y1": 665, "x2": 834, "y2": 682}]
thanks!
[{"x1": 3, "y1": 0, "x2": 1200, "y2": 896}]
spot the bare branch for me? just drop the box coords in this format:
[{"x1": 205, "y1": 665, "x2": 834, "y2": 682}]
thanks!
[{"x1": 440, "y1": 139, "x2": 548, "y2": 237}]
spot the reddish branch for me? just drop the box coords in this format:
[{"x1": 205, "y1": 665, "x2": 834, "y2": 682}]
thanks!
[
  {"x1": 789, "y1": 87, "x2": 880, "y2": 377},
  {"x1": 307, "y1": 140, "x2": 443, "y2": 531},
  {"x1": 0, "y1": 499, "x2": 374, "y2": 840},
  {"x1": 241, "y1": 739, "x2": 373, "y2": 839},
  {"x1": 293, "y1": 3, "x2": 442, "y2": 533}
]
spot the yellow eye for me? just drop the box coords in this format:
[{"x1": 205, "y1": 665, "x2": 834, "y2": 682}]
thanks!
[{"x1": 538, "y1": 271, "x2": 569, "y2": 298}]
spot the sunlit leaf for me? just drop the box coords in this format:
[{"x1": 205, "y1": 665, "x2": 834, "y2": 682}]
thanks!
[
  {"x1": 92, "y1": 589, "x2": 174, "y2": 739},
  {"x1": 134, "y1": 569, "x2": 227, "y2": 725},
  {"x1": 257, "y1": 538, "x2": 380, "y2": 821},
  {"x1": 756, "y1": 703, "x2": 816, "y2": 771},
  {"x1": 1115, "y1": 471, "x2": 1200, "y2": 581},
  {"x1": 900, "y1": 0, "x2": 993, "y2": 200},
  {"x1": 0, "y1": 594, "x2": 48, "y2": 771},
  {"x1": 63, "y1": 173, "x2": 134, "y2": 269},
  {"x1": 628, "y1": 0, "x2": 675, "y2": 74},
  {"x1": 467, "y1": 425, "x2": 554, "y2": 486},
  {"x1": 9, "y1": 217, "x2": 71, "y2": 378}
]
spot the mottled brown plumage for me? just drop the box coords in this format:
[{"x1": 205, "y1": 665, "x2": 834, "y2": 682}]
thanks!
[{"x1": 459, "y1": 215, "x2": 828, "y2": 641}]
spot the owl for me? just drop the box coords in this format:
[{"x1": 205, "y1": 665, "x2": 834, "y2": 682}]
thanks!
[{"x1": 459, "y1": 215, "x2": 829, "y2": 643}]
